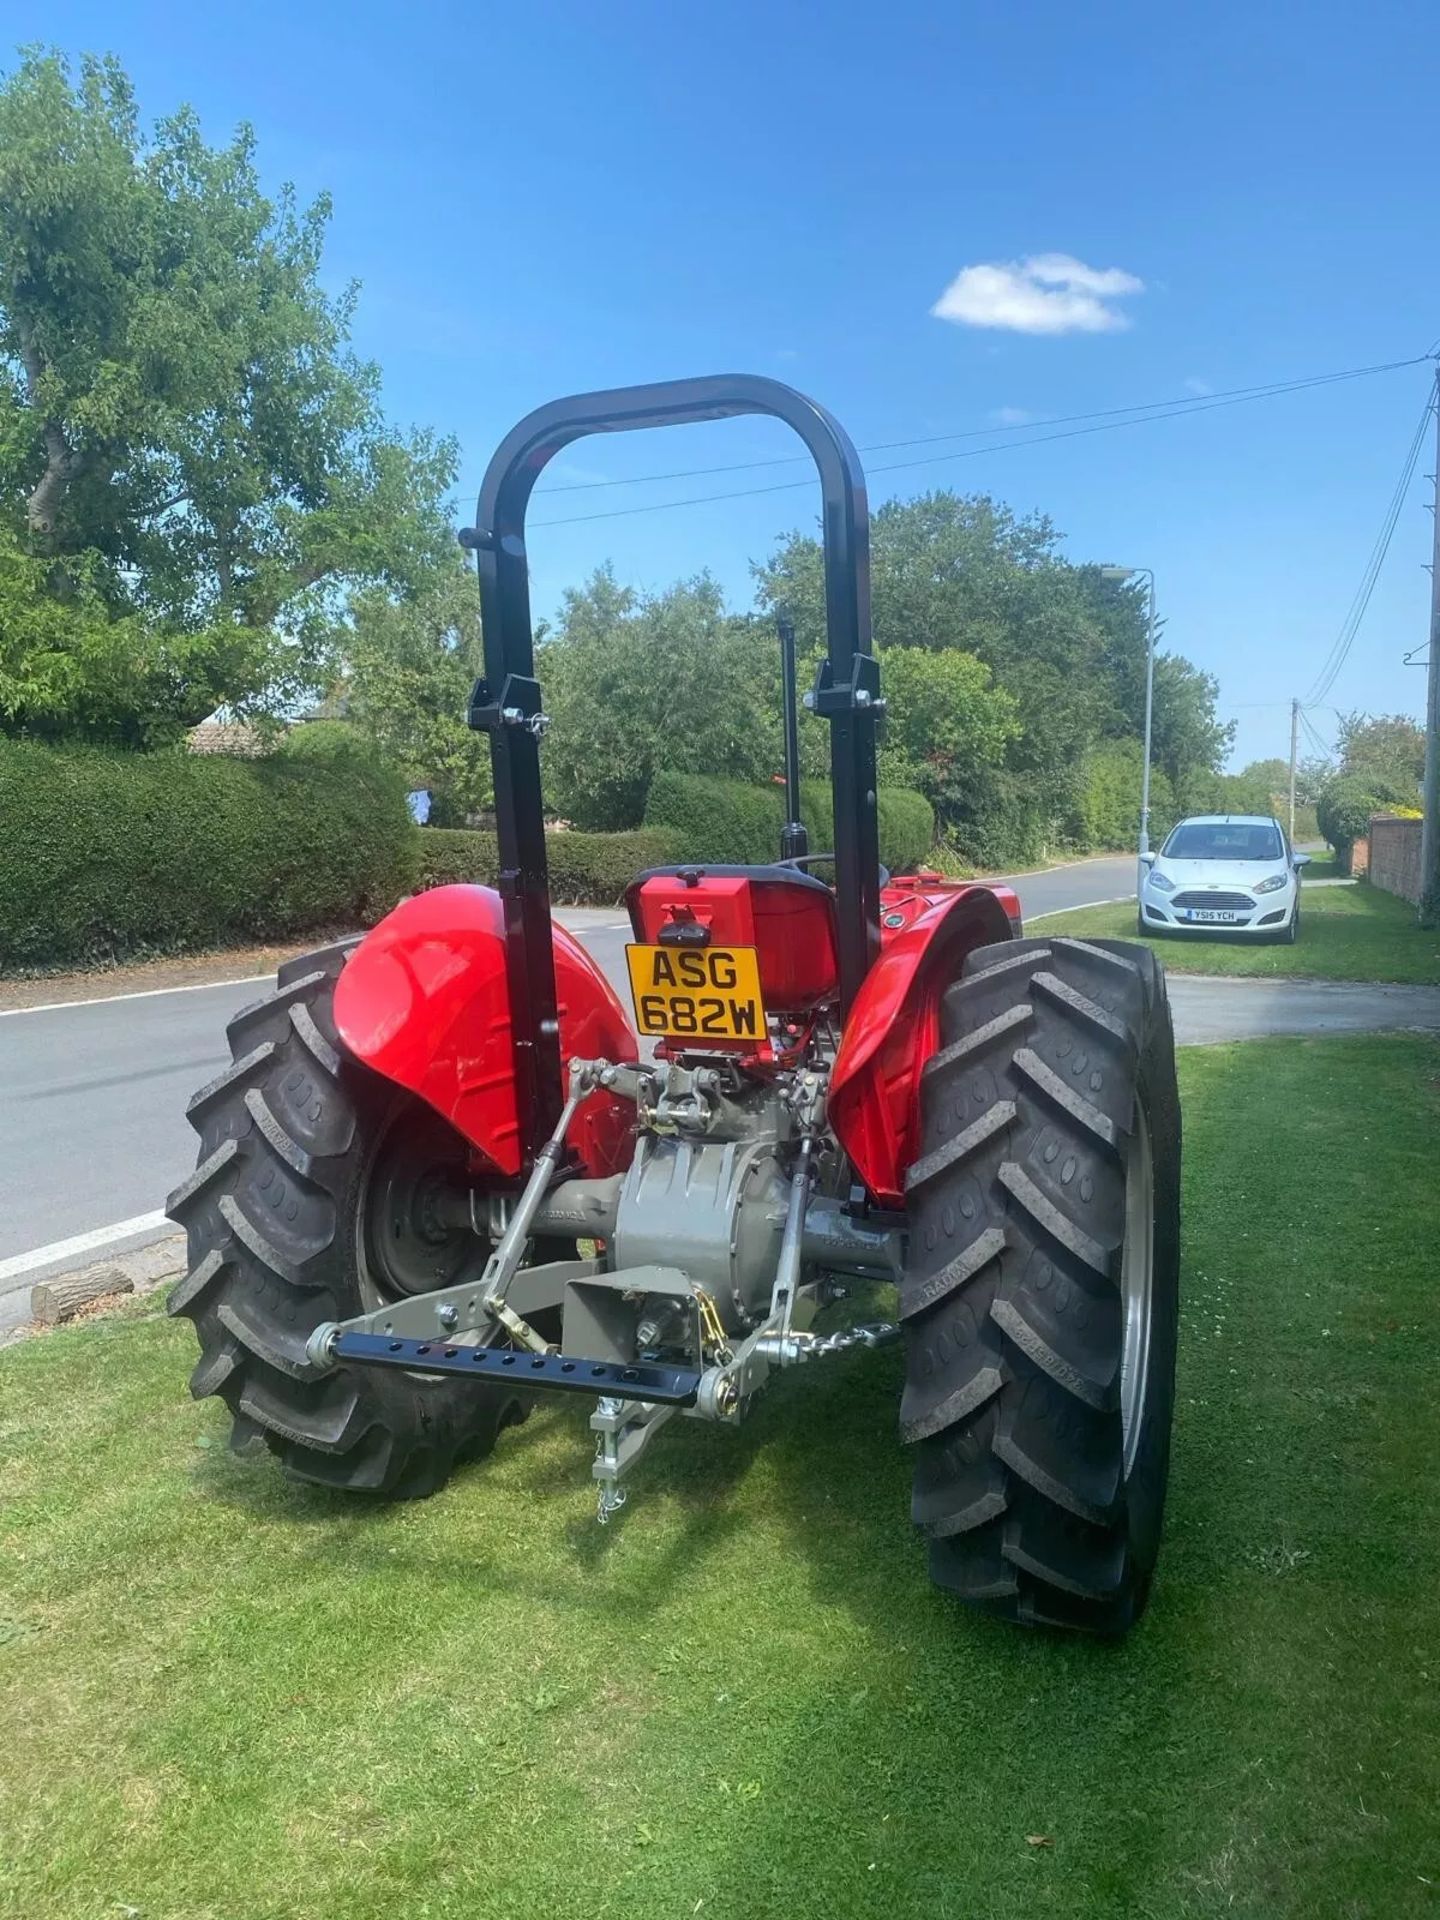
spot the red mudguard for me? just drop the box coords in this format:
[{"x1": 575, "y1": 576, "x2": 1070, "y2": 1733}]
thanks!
[
  {"x1": 332, "y1": 885, "x2": 639, "y2": 1179},
  {"x1": 830, "y1": 885, "x2": 1020, "y2": 1207}
]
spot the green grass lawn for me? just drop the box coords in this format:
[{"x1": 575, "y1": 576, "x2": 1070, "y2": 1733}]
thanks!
[
  {"x1": 3, "y1": 1035, "x2": 1439, "y2": 1920},
  {"x1": 1036, "y1": 881, "x2": 1440, "y2": 984}
]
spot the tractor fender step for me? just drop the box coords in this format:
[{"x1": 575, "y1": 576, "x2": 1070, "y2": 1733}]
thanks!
[{"x1": 329, "y1": 1331, "x2": 701, "y2": 1406}]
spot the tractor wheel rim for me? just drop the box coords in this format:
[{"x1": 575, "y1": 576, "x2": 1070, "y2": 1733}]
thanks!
[
  {"x1": 1119, "y1": 1099, "x2": 1155, "y2": 1480},
  {"x1": 357, "y1": 1106, "x2": 484, "y2": 1312}
]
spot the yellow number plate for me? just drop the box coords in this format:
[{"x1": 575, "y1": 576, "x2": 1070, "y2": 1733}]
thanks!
[{"x1": 625, "y1": 944, "x2": 766, "y2": 1040}]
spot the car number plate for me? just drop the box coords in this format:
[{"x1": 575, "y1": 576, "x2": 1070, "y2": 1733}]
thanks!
[
  {"x1": 625, "y1": 944, "x2": 766, "y2": 1040},
  {"x1": 1184, "y1": 909, "x2": 1241, "y2": 924}
]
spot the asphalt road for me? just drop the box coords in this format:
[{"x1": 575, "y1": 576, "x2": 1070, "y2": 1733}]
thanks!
[{"x1": 20, "y1": 851, "x2": 1432, "y2": 1316}]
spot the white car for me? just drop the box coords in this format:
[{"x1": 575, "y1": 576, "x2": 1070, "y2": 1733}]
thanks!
[{"x1": 1139, "y1": 814, "x2": 1309, "y2": 942}]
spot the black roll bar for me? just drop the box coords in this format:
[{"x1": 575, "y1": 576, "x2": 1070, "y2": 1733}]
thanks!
[{"x1": 461, "y1": 375, "x2": 881, "y2": 1162}]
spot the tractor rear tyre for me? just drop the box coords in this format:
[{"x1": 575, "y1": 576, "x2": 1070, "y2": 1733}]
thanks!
[
  {"x1": 900, "y1": 935, "x2": 1180, "y2": 1634},
  {"x1": 166, "y1": 945, "x2": 545, "y2": 1496}
]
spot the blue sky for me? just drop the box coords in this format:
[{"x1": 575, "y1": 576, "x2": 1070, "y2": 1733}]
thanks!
[{"x1": 33, "y1": 0, "x2": 1440, "y2": 766}]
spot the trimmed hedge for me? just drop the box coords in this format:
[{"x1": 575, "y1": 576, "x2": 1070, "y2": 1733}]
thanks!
[
  {"x1": 643, "y1": 773, "x2": 934, "y2": 871},
  {"x1": 0, "y1": 737, "x2": 418, "y2": 971},
  {"x1": 640, "y1": 774, "x2": 778, "y2": 866},
  {"x1": 418, "y1": 826, "x2": 685, "y2": 904}
]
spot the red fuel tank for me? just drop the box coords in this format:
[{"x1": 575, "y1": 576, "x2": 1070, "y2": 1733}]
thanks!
[{"x1": 625, "y1": 865, "x2": 840, "y2": 1015}]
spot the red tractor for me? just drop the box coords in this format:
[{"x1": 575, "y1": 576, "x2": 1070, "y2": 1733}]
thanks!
[{"x1": 168, "y1": 376, "x2": 1180, "y2": 1634}]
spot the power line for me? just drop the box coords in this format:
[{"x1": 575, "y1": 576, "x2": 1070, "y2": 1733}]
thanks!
[
  {"x1": 517, "y1": 353, "x2": 1424, "y2": 499},
  {"x1": 527, "y1": 357, "x2": 1430, "y2": 531},
  {"x1": 1303, "y1": 389, "x2": 1435, "y2": 705},
  {"x1": 1299, "y1": 710, "x2": 1333, "y2": 759}
]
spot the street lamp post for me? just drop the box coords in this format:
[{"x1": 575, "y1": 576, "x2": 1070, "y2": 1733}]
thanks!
[{"x1": 1101, "y1": 564, "x2": 1157, "y2": 899}]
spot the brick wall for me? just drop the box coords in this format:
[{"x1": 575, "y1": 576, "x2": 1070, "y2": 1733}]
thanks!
[{"x1": 1367, "y1": 813, "x2": 1423, "y2": 905}]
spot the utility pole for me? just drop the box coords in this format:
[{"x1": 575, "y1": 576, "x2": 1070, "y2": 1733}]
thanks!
[
  {"x1": 1288, "y1": 696, "x2": 1300, "y2": 843},
  {"x1": 1420, "y1": 364, "x2": 1440, "y2": 926}
]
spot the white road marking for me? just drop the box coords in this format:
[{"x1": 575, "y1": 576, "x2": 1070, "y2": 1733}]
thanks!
[
  {"x1": 0, "y1": 976, "x2": 265, "y2": 1019},
  {"x1": 0, "y1": 1211, "x2": 172, "y2": 1287}
]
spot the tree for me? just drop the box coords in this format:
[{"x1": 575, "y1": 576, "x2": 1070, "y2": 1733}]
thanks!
[
  {"x1": 1148, "y1": 656, "x2": 1235, "y2": 812},
  {"x1": 539, "y1": 569, "x2": 782, "y2": 830},
  {"x1": 341, "y1": 562, "x2": 492, "y2": 826},
  {"x1": 1295, "y1": 754, "x2": 1332, "y2": 805},
  {"x1": 1317, "y1": 771, "x2": 1409, "y2": 872},
  {"x1": 1238, "y1": 757, "x2": 1290, "y2": 798},
  {"x1": 1070, "y1": 738, "x2": 1176, "y2": 850},
  {"x1": 1336, "y1": 711, "x2": 1425, "y2": 799},
  {"x1": 0, "y1": 48, "x2": 454, "y2": 746},
  {"x1": 755, "y1": 491, "x2": 1230, "y2": 852},
  {"x1": 866, "y1": 644, "x2": 1020, "y2": 812},
  {"x1": 1182, "y1": 756, "x2": 1290, "y2": 819},
  {"x1": 757, "y1": 494, "x2": 1129, "y2": 771}
]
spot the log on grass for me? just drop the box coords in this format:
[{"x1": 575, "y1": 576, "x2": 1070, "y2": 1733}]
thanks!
[{"x1": 31, "y1": 1266, "x2": 134, "y2": 1326}]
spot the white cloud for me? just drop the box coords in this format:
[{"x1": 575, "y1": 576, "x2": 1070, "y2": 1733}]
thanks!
[
  {"x1": 931, "y1": 253, "x2": 1144, "y2": 335},
  {"x1": 989, "y1": 405, "x2": 1036, "y2": 426},
  {"x1": 1183, "y1": 375, "x2": 1212, "y2": 396}
]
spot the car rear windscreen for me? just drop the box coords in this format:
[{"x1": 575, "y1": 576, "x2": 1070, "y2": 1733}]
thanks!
[{"x1": 1162, "y1": 822, "x2": 1283, "y2": 861}]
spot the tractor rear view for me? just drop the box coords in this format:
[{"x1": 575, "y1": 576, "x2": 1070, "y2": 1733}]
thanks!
[{"x1": 168, "y1": 376, "x2": 1180, "y2": 1634}]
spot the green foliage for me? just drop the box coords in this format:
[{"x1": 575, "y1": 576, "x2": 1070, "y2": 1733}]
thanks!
[
  {"x1": 759, "y1": 495, "x2": 1122, "y2": 807},
  {"x1": 755, "y1": 492, "x2": 1232, "y2": 858},
  {"x1": 274, "y1": 718, "x2": 377, "y2": 766},
  {"x1": 1148, "y1": 653, "x2": 1234, "y2": 801},
  {"x1": 540, "y1": 570, "x2": 781, "y2": 831},
  {"x1": 863, "y1": 643, "x2": 1020, "y2": 862},
  {"x1": 1316, "y1": 771, "x2": 1409, "y2": 870},
  {"x1": 1180, "y1": 763, "x2": 1283, "y2": 820},
  {"x1": 641, "y1": 771, "x2": 781, "y2": 864},
  {"x1": 340, "y1": 563, "x2": 493, "y2": 826},
  {"x1": 643, "y1": 773, "x2": 934, "y2": 870},
  {"x1": 416, "y1": 826, "x2": 683, "y2": 904},
  {"x1": 0, "y1": 737, "x2": 417, "y2": 970},
  {"x1": 1069, "y1": 739, "x2": 1175, "y2": 850},
  {"x1": 1336, "y1": 711, "x2": 1425, "y2": 800},
  {"x1": 1295, "y1": 754, "x2": 1333, "y2": 805},
  {"x1": 0, "y1": 525, "x2": 283, "y2": 748},
  {"x1": 932, "y1": 769, "x2": 1047, "y2": 869},
  {"x1": 5, "y1": 1038, "x2": 1440, "y2": 1920},
  {"x1": 867, "y1": 784, "x2": 936, "y2": 871},
  {"x1": 1292, "y1": 802, "x2": 1320, "y2": 844},
  {"x1": 1238, "y1": 756, "x2": 1290, "y2": 794},
  {"x1": 0, "y1": 48, "x2": 455, "y2": 745}
]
